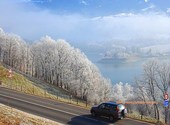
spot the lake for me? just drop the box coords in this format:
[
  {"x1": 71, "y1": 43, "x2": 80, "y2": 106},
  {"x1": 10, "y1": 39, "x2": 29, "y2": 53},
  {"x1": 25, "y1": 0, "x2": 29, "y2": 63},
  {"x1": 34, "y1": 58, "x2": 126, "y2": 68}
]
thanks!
[{"x1": 85, "y1": 52, "x2": 170, "y2": 84}]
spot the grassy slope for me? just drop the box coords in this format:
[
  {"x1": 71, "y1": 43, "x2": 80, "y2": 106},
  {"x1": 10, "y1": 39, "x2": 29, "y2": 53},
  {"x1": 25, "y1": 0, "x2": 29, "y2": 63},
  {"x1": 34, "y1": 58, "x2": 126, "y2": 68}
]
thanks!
[
  {"x1": 0, "y1": 64, "x2": 56, "y2": 99},
  {"x1": 0, "y1": 64, "x2": 88, "y2": 107}
]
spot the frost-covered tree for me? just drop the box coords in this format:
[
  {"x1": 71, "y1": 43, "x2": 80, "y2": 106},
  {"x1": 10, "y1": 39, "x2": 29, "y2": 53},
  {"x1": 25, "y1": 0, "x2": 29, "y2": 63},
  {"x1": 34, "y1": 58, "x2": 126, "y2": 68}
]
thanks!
[
  {"x1": 0, "y1": 28, "x2": 5, "y2": 62},
  {"x1": 136, "y1": 60, "x2": 160, "y2": 120},
  {"x1": 135, "y1": 59, "x2": 170, "y2": 122},
  {"x1": 55, "y1": 39, "x2": 73, "y2": 87},
  {"x1": 30, "y1": 36, "x2": 57, "y2": 82},
  {"x1": 112, "y1": 82, "x2": 134, "y2": 102},
  {"x1": 0, "y1": 29, "x2": 27, "y2": 71}
]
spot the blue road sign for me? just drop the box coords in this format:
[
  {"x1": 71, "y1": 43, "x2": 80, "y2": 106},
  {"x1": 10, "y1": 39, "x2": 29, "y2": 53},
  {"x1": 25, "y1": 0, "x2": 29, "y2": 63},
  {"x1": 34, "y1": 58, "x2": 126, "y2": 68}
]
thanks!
[{"x1": 164, "y1": 100, "x2": 169, "y2": 107}]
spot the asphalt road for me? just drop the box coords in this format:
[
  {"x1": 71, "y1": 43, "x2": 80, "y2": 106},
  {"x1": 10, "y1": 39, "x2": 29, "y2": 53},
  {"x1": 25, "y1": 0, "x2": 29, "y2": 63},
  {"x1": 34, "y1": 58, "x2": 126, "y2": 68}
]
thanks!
[{"x1": 0, "y1": 87, "x2": 153, "y2": 125}]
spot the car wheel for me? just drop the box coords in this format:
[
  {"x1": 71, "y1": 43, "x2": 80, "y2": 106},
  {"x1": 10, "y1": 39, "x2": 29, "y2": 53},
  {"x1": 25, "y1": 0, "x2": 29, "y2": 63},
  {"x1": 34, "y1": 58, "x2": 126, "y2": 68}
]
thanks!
[
  {"x1": 121, "y1": 110, "x2": 126, "y2": 118},
  {"x1": 123, "y1": 113, "x2": 126, "y2": 118},
  {"x1": 109, "y1": 116, "x2": 114, "y2": 121},
  {"x1": 91, "y1": 111, "x2": 96, "y2": 117},
  {"x1": 119, "y1": 115, "x2": 123, "y2": 120}
]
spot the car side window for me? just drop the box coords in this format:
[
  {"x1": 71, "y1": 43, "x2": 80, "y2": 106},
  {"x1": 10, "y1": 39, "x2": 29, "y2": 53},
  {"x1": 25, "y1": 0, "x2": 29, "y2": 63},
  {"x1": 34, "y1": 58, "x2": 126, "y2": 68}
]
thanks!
[
  {"x1": 99, "y1": 103, "x2": 105, "y2": 109},
  {"x1": 105, "y1": 104, "x2": 111, "y2": 110}
]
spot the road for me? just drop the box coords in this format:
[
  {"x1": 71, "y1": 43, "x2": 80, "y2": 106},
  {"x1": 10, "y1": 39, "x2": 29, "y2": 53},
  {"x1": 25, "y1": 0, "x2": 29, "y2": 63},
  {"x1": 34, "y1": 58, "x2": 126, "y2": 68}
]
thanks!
[{"x1": 0, "y1": 87, "x2": 153, "y2": 125}]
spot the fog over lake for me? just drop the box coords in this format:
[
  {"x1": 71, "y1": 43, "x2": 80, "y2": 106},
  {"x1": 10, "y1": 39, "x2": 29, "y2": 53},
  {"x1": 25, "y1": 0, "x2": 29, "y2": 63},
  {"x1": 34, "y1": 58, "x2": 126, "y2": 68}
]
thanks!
[{"x1": 85, "y1": 51, "x2": 170, "y2": 84}]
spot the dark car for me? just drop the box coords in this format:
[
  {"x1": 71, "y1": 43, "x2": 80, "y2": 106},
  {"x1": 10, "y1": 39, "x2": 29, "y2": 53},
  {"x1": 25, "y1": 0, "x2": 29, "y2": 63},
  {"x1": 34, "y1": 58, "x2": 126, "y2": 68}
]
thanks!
[{"x1": 90, "y1": 101, "x2": 127, "y2": 121}]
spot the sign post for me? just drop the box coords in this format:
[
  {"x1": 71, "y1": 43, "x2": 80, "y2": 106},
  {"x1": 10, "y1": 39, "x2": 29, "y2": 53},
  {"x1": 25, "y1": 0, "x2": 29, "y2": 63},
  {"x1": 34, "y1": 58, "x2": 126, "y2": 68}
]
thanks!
[
  {"x1": 164, "y1": 93, "x2": 169, "y2": 100},
  {"x1": 8, "y1": 69, "x2": 13, "y2": 88},
  {"x1": 168, "y1": 81, "x2": 170, "y2": 125},
  {"x1": 164, "y1": 100, "x2": 169, "y2": 107},
  {"x1": 6, "y1": 69, "x2": 14, "y2": 113},
  {"x1": 164, "y1": 92, "x2": 169, "y2": 124}
]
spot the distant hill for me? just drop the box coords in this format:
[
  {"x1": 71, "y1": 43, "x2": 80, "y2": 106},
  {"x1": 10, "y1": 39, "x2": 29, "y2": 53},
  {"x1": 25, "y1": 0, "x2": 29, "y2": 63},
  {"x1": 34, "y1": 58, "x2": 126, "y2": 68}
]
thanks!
[
  {"x1": 98, "y1": 44, "x2": 170, "y2": 63},
  {"x1": 140, "y1": 44, "x2": 170, "y2": 56}
]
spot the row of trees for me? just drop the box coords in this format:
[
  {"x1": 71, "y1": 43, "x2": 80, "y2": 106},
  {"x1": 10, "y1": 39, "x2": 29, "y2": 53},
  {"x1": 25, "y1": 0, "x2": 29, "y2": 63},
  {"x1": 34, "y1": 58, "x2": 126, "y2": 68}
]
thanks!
[{"x1": 0, "y1": 28, "x2": 115, "y2": 104}]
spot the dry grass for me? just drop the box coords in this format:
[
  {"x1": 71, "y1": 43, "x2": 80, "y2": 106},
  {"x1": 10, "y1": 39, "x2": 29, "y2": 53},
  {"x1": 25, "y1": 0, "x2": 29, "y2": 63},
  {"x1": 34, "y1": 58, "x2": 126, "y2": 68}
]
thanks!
[
  {"x1": 0, "y1": 104, "x2": 61, "y2": 125},
  {"x1": 127, "y1": 113, "x2": 166, "y2": 125},
  {"x1": 0, "y1": 65, "x2": 48, "y2": 97}
]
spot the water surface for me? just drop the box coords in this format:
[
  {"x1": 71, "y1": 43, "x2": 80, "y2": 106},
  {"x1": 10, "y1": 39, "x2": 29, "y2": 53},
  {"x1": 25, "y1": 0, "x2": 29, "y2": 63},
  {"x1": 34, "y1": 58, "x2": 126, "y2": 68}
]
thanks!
[{"x1": 85, "y1": 52, "x2": 170, "y2": 84}]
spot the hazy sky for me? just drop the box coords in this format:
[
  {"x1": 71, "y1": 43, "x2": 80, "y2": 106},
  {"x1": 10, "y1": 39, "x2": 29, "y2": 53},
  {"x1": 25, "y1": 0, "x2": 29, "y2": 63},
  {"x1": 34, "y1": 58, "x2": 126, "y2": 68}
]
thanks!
[{"x1": 0, "y1": 0, "x2": 170, "y2": 43}]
